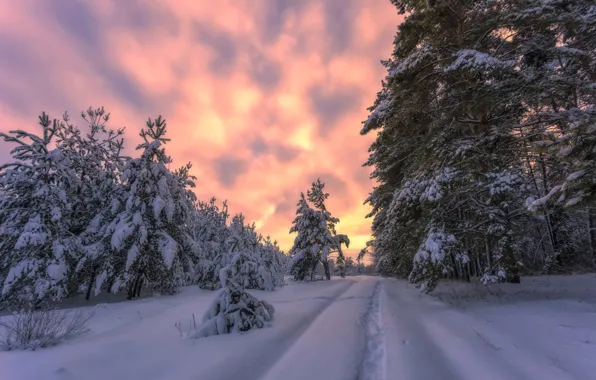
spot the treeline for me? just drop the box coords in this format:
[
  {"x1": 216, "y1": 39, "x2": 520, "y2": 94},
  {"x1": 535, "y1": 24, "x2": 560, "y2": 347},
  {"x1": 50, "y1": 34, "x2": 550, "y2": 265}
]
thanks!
[
  {"x1": 0, "y1": 108, "x2": 287, "y2": 310},
  {"x1": 362, "y1": 0, "x2": 596, "y2": 291}
]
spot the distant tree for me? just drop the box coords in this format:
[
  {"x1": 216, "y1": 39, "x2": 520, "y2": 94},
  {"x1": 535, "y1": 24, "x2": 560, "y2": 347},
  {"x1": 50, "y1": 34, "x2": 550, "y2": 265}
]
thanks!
[
  {"x1": 354, "y1": 248, "x2": 367, "y2": 275},
  {"x1": 332, "y1": 235, "x2": 350, "y2": 278},
  {"x1": 190, "y1": 198, "x2": 230, "y2": 290},
  {"x1": 288, "y1": 179, "x2": 349, "y2": 281},
  {"x1": 334, "y1": 256, "x2": 356, "y2": 277},
  {"x1": 257, "y1": 235, "x2": 287, "y2": 288},
  {"x1": 288, "y1": 194, "x2": 323, "y2": 281},
  {"x1": 306, "y1": 179, "x2": 346, "y2": 280}
]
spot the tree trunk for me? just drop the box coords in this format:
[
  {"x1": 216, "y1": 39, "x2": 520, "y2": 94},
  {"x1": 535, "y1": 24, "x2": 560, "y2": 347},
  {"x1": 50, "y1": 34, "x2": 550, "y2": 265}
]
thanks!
[
  {"x1": 484, "y1": 235, "x2": 492, "y2": 272},
  {"x1": 589, "y1": 208, "x2": 596, "y2": 266},
  {"x1": 310, "y1": 260, "x2": 319, "y2": 281},
  {"x1": 106, "y1": 276, "x2": 116, "y2": 294},
  {"x1": 322, "y1": 261, "x2": 331, "y2": 280},
  {"x1": 85, "y1": 265, "x2": 97, "y2": 301},
  {"x1": 127, "y1": 279, "x2": 136, "y2": 300},
  {"x1": 504, "y1": 246, "x2": 521, "y2": 284},
  {"x1": 135, "y1": 277, "x2": 144, "y2": 298},
  {"x1": 475, "y1": 256, "x2": 482, "y2": 278},
  {"x1": 127, "y1": 274, "x2": 142, "y2": 300}
]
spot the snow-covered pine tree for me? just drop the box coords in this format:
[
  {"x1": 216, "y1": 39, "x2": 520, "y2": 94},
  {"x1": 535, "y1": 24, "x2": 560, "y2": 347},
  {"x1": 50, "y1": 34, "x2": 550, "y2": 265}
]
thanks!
[
  {"x1": 106, "y1": 116, "x2": 194, "y2": 299},
  {"x1": 224, "y1": 214, "x2": 275, "y2": 291},
  {"x1": 190, "y1": 198, "x2": 230, "y2": 290},
  {"x1": 306, "y1": 179, "x2": 343, "y2": 280},
  {"x1": 523, "y1": 1, "x2": 596, "y2": 211},
  {"x1": 468, "y1": 1, "x2": 596, "y2": 271},
  {"x1": 356, "y1": 248, "x2": 367, "y2": 275},
  {"x1": 54, "y1": 107, "x2": 127, "y2": 300},
  {"x1": 258, "y1": 235, "x2": 287, "y2": 288},
  {"x1": 511, "y1": 0, "x2": 596, "y2": 270},
  {"x1": 55, "y1": 108, "x2": 125, "y2": 240},
  {"x1": 288, "y1": 194, "x2": 324, "y2": 281},
  {"x1": 289, "y1": 180, "x2": 345, "y2": 281},
  {"x1": 486, "y1": 0, "x2": 596, "y2": 271},
  {"x1": 162, "y1": 162, "x2": 198, "y2": 293},
  {"x1": 332, "y1": 234, "x2": 350, "y2": 278},
  {"x1": 227, "y1": 214, "x2": 259, "y2": 253},
  {"x1": 191, "y1": 251, "x2": 275, "y2": 338},
  {"x1": 0, "y1": 113, "x2": 79, "y2": 308},
  {"x1": 0, "y1": 107, "x2": 289, "y2": 306},
  {"x1": 362, "y1": 0, "x2": 532, "y2": 291},
  {"x1": 343, "y1": 257, "x2": 356, "y2": 276}
]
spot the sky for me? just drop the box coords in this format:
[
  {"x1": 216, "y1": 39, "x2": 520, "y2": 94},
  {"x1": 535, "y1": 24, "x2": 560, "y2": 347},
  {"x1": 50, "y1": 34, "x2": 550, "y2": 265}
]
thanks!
[{"x1": 0, "y1": 0, "x2": 401, "y2": 259}]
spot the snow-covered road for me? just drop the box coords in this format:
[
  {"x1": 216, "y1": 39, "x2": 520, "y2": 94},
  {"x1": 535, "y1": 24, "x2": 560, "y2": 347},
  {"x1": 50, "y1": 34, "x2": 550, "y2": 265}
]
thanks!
[
  {"x1": 1, "y1": 276, "x2": 595, "y2": 380},
  {"x1": 382, "y1": 278, "x2": 594, "y2": 380}
]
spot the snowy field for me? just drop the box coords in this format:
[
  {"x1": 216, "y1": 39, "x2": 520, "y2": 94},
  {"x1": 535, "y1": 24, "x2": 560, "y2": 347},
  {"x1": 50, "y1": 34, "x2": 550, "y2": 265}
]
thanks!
[{"x1": 1, "y1": 275, "x2": 596, "y2": 380}]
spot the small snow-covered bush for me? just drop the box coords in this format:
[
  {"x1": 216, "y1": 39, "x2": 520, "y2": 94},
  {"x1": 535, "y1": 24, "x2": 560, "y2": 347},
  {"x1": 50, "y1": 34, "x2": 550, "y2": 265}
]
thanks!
[
  {"x1": 0, "y1": 307, "x2": 94, "y2": 351},
  {"x1": 190, "y1": 252, "x2": 274, "y2": 338},
  {"x1": 191, "y1": 283, "x2": 274, "y2": 338}
]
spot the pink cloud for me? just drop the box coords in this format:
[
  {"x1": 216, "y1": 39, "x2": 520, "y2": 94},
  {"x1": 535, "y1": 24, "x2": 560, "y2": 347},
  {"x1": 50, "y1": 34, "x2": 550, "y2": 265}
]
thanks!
[{"x1": 0, "y1": 0, "x2": 401, "y2": 258}]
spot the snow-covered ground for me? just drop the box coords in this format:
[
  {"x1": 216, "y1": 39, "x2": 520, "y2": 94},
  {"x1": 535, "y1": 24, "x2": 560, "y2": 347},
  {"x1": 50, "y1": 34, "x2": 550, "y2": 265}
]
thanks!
[{"x1": 1, "y1": 275, "x2": 596, "y2": 380}]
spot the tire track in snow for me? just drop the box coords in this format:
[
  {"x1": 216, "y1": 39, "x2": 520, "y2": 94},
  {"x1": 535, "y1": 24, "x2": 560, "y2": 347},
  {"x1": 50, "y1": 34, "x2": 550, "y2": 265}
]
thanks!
[
  {"x1": 357, "y1": 280, "x2": 386, "y2": 380},
  {"x1": 203, "y1": 279, "x2": 358, "y2": 380}
]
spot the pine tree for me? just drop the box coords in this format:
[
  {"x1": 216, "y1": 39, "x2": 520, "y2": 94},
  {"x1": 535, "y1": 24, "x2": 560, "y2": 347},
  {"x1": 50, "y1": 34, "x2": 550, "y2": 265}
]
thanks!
[
  {"x1": 288, "y1": 179, "x2": 346, "y2": 281},
  {"x1": 361, "y1": 0, "x2": 596, "y2": 288},
  {"x1": 251, "y1": 234, "x2": 287, "y2": 289},
  {"x1": 224, "y1": 214, "x2": 275, "y2": 291},
  {"x1": 0, "y1": 106, "x2": 289, "y2": 309},
  {"x1": 106, "y1": 116, "x2": 194, "y2": 298},
  {"x1": 332, "y1": 234, "x2": 350, "y2": 278},
  {"x1": 362, "y1": 0, "x2": 535, "y2": 291},
  {"x1": 521, "y1": 1, "x2": 596, "y2": 209},
  {"x1": 0, "y1": 113, "x2": 79, "y2": 308},
  {"x1": 191, "y1": 198, "x2": 230, "y2": 290},
  {"x1": 356, "y1": 248, "x2": 368, "y2": 275},
  {"x1": 306, "y1": 179, "x2": 343, "y2": 280},
  {"x1": 55, "y1": 107, "x2": 127, "y2": 300},
  {"x1": 344, "y1": 257, "x2": 356, "y2": 276},
  {"x1": 288, "y1": 194, "x2": 322, "y2": 281},
  {"x1": 187, "y1": 201, "x2": 287, "y2": 291}
]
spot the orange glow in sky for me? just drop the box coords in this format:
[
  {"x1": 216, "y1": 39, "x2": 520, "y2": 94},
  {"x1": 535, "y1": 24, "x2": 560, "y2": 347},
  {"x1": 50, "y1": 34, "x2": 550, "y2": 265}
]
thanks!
[{"x1": 0, "y1": 0, "x2": 401, "y2": 258}]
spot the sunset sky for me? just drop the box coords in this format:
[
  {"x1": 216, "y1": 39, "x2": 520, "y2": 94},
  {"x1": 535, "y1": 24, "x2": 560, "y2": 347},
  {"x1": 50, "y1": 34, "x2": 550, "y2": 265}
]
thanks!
[{"x1": 0, "y1": 0, "x2": 401, "y2": 259}]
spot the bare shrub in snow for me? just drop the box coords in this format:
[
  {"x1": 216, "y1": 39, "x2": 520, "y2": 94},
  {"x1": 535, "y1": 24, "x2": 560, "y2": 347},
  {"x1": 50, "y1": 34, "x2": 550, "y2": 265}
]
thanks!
[
  {"x1": 0, "y1": 307, "x2": 94, "y2": 351},
  {"x1": 190, "y1": 252, "x2": 274, "y2": 338},
  {"x1": 174, "y1": 313, "x2": 197, "y2": 338}
]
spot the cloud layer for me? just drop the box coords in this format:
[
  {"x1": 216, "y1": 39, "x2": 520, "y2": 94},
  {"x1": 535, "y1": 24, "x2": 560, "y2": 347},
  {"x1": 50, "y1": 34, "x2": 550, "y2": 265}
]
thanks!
[{"x1": 0, "y1": 0, "x2": 401, "y2": 259}]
